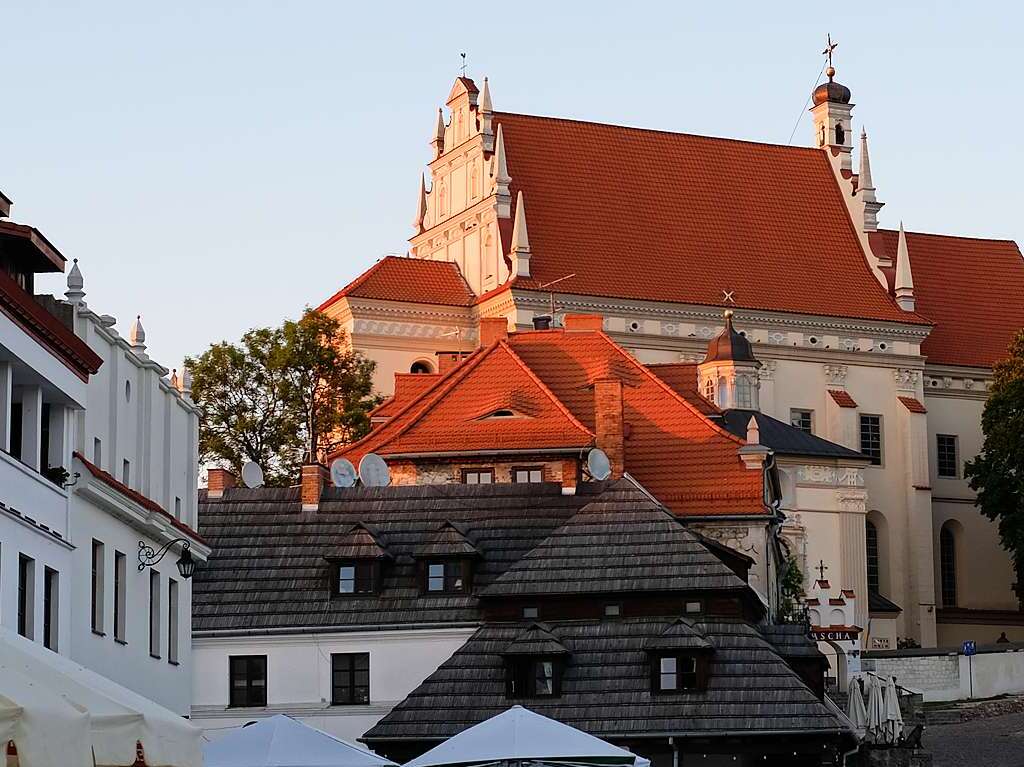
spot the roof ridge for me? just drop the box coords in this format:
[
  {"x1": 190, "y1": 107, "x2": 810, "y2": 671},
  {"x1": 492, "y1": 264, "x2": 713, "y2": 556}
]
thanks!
[
  {"x1": 316, "y1": 256, "x2": 474, "y2": 312},
  {"x1": 316, "y1": 256, "x2": 395, "y2": 311},
  {"x1": 878, "y1": 227, "x2": 1021, "y2": 246}
]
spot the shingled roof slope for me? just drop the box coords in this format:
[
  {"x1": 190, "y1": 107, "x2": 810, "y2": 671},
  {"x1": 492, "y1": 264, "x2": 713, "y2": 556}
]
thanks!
[
  {"x1": 194, "y1": 482, "x2": 599, "y2": 632},
  {"x1": 362, "y1": 617, "x2": 853, "y2": 743},
  {"x1": 717, "y1": 410, "x2": 867, "y2": 460},
  {"x1": 318, "y1": 256, "x2": 476, "y2": 310},
  {"x1": 482, "y1": 481, "x2": 748, "y2": 597},
  {"x1": 493, "y1": 111, "x2": 921, "y2": 326},
  {"x1": 872, "y1": 229, "x2": 1024, "y2": 368}
]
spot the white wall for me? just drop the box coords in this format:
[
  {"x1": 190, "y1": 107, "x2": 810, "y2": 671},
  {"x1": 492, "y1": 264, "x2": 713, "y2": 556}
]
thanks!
[
  {"x1": 192, "y1": 628, "x2": 476, "y2": 743},
  {"x1": 863, "y1": 647, "x2": 1024, "y2": 702}
]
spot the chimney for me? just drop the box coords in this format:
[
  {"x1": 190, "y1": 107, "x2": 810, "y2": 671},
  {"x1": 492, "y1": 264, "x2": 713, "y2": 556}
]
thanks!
[
  {"x1": 532, "y1": 315, "x2": 552, "y2": 330},
  {"x1": 207, "y1": 468, "x2": 236, "y2": 499},
  {"x1": 437, "y1": 351, "x2": 470, "y2": 374},
  {"x1": 564, "y1": 314, "x2": 604, "y2": 332},
  {"x1": 301, "y1": 463, "x2": 327, "y2": 511},
  {"x1": 593, "y1": 378, "x2": 625, "y2": 479},
  {"x1": 560, "y1": 458, "x2": 577, "y2": 495},
  {"x1": 479, "y1": 317, "x2": 509, "y2": 346}
]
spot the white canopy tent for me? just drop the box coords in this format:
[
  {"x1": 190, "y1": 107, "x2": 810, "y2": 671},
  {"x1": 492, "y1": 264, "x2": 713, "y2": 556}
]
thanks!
[
  {"x1": 204, "y1": 715, "x2": 397, "y2": 767},
  {"x1": 403, "y1": 706, "x2": 651, "y2": 767},
  {"x1": 0, "y1": 626, "x2": 202, "y2": 767}
]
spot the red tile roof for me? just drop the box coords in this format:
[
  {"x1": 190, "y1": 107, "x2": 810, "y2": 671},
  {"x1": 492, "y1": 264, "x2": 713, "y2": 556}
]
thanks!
[
  {"x1": 371, "y1": 373, "x2": 441, "y2": 419},
  {"x1": 318, "y1": 256, "x2": 476, "y2": 311},
  {"x1": 828, "y1": 389, "x2": 858, "y2": 408},
  {"x1": 871, "y1": 229, "x2": 1024, "y2": 368},
  {"x1": 645, "y1": 362, "x2": 721, "y2": 415},
  {"x1": 339, "y1": 327, "x2": 768, "y2": 517},
  {"x1": 898, "y1": 396, "x2": 927, "y2": 414},
  {"x1": 73, "y1": 451, "x2": 207, "y2": 545},
  {"x1": 493, "y1": 112, "x2": 923, "y2": 326}
]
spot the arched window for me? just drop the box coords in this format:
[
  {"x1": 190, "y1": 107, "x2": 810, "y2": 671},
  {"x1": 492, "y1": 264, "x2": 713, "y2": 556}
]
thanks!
[
  {"x1": 865, "y1": 520, "x2": 880, "y2": 594},
  {"x1": 410, "y1": 361, "x2": 433, "y2": 374},
  {"x1": 835, "y1": 122, "x2": 845, "y2": 145},
  {"x1": 940, "y1": 524, "x2": 957, "y2": 607},
  {"x1": 702, "y1": 376, "x2": 715, "y2": 403}
]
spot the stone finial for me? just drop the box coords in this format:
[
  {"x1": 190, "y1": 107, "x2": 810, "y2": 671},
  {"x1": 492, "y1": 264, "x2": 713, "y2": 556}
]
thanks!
[
  {"x1": 492, "y1": 123, "x2": 511, "y2": 196},
  {"x1": 895, "y1": 222, "x2": 915, "y2": 311},
  {"x1": 65, "y1": 258, "x2": 86, "y2": 304},
  {"x1": 858, "y1": 129, "x2": 874, "y2": 192},
  {"x1": 480, "y1": 77, "x2": 493, "y2": 113},
  {"x1": 431, "y1": 108, "x2": 446, "y2": 158},
  {"x1": 857, "y1": 128, "x2": 884, "y2": 234},
  {"x1": 129, "y1": 314, "x2": 147, "y2": 352},
  {"x1": 413, "y1": 173, "x2": 427, "y2": 233},
  {"x1": 746, "y1": 415, "x2": 760, "y2": 446},
  {"x1": 510, "y1": 191, "x2": 531, "y2": 277}
]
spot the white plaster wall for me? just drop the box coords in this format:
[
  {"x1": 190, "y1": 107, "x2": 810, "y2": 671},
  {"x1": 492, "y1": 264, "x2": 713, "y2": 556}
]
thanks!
[
  {"x1": 191, "y1": 628, "x2": 476, "y2": 743},
  {"x1": 864, "y1": 649, "x2": 1024, "y2": 702}
]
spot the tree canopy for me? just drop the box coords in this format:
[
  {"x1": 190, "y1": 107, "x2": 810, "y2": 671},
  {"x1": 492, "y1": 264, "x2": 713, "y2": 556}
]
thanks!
[
  {"x1": 186, "y1": 308, "x2": 379, "y2": 485},
  {"x1": 965, "y1": 329, "x2": 1024, "y2": 604}
]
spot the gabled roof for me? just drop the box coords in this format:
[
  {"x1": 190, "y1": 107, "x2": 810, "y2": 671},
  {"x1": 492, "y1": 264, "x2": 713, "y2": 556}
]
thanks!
[
  {"x1": 481, "y1": 480, "x2": 748, "y2": 598},
  {"x1": 501, "y1": 624, "x2": 570, "y2": 656},
  {"x1": 371, "y1": 374, "x2": 441, "y2": 419},
  {"x1": 493, "y1": 111, "x2": 922, "y2": 326},
  {"x1": 318, "y1": 256, "x2": 476, "y2": 311},
  {"x1": 325, "y1": 523, "x2": 391, "y2": 560},
  {"x1": 759, "y1": 625, "x2": 827, "y2": 660},
  {"x1": 413, "y1": 521, "x2": 481, "y2": 559},
  {"x1": 871, "y1": 229, "x2": 1024, "y2": 368},
  {"x1": 643, "y1": 618, "x2": 714, "y2": 652},
  {"x1": 362, "y1": 618, "x2": 854, "y2": 745},
  {"x1": 718, "y1": 410, "x2": 867, "y2": 461}
]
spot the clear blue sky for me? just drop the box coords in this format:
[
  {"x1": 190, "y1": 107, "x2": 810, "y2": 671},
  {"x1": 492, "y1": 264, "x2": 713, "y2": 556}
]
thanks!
[{"x1": 4, "y1": 2, "x2": 1021, "y2": 370}]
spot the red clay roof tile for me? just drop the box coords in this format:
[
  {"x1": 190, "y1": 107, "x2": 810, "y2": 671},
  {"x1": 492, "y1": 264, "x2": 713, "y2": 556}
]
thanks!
[
  {"x1": 828, "y1": 389, "x2": 858, "y2": 408},
  {"x1": 318, "y1": 256, "x2": 475, "y2": 310},
  {"x1": 898, "y1": 396, "x2": 927, "y2": 414},
  {"x1": 646, "y1": 362, "x2": 721, "y2": 416}
]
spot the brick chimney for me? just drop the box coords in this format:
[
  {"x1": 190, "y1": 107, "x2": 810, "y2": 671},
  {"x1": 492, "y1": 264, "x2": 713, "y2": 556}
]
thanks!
[
  {"x1": 301, "y1": 463, "x2": 328, "y2": 511},
  {"x1": 437, "y1": 351, "x2": 471, "y2": 374},
  {"x1": 564, "y1": 314, "x2": 604, "y2": 332},
  {"x1": 479, "y1": 317, "x2": 509, "y2": 346},
  {"x1": 560, "y1": 458, "x2": 578, "y2": 495},
  {"x1": 207, "y1": 468, "x2": 236, "y2": 499},
  {"x1": 593, "y1": 378, "x2": 625, "y2": 478}
]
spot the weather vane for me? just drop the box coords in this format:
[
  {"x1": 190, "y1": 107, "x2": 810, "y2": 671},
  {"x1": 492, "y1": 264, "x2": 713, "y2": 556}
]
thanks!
[
  {"x1": 460, "y1": 52, "x2": 467, "y2": 77},
  {"x1": 822, "y1": 34, "x2": 838, "y2": 74}
]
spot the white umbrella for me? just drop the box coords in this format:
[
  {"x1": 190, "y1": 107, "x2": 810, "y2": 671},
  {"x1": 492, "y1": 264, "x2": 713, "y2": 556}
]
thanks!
[
  {"x1": 205, "y1": 715, "x2": 396, "y2": 767},
  {"x1": 403, "y1": 706, "x2": 650, "y2": 767},
  {"x1": 846, "y1": 678, "x2": 867, "y2": 739},
  {"x1": 864, "y1": 674, "x2": 886, "y2": 744},
  {"x1": 883, "y1": 676, "x2": 904, "y2": 744}
]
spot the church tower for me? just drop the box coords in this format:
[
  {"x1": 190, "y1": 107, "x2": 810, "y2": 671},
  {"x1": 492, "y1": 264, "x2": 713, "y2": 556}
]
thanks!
[
  {"x1": 697, "y1": 311, "x2": 762, "y2": 411},
  {"x1": 810, "y1": 42, "x2": 854, "y2": 174}
]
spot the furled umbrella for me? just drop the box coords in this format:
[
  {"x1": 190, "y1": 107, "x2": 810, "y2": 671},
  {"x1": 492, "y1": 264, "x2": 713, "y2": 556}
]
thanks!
[
  {"x1": 846, "y1": 677, "x2": 868, "y2": 739},
  {"x1": 864, "y1": 674, "x2": 886, "y2": 744},
  {"x1": 884, "y1": 675, "x2": 905, "y2": 744}
]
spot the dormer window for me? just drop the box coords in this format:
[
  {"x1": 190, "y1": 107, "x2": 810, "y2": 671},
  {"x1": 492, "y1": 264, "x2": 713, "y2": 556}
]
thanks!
[
  {"x1": 325, "y1": 523, "x2": 390, "y2": 597},
  {"x1": 425, "y1": 560, "x2": 468, "y2": 593},
  {"x1": 490, "y1": 409, "x2": 516, "y2": 418},
  {"x1": 645, "y1": 618, "x2": 713, "y2": 693},
  {"x1": 338, "y1": 561, "x2": 376, "y2": 594},
  {"x1": 655, "y1": 654, "x2": 698, "y2": 691},
  {"x1": 507, "y1": 657, "x2": 562, "y2": 698}
]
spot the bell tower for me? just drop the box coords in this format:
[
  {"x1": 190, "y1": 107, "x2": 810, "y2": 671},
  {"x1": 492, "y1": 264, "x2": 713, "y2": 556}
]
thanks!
[
  {"x1": 810, "y1": 37, "x2": 854, "y2": 174},
  {"x1": 697, "y1": 311, "x2": 762, "y2": 411}
]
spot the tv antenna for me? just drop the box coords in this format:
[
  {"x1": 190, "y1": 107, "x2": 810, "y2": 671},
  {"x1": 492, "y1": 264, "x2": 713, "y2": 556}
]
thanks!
[
  {"x1": 538, "y1": 273, "x2": 576, "y2": 325},
  {"x1": 330, "y1": 458, "x2": 358, "y2": 488},
  {"x1": 358, "y1": 453, "x2": 391, "y2": 487},
  {"x1": 241, "y1": 461, "x2": 264, "y2": 489}
]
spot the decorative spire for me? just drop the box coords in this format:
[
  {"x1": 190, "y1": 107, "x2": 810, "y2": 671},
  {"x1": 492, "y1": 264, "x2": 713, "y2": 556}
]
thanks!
[
  {"x1": 65, "y1": 258, "x2": 85, "y2": 304},
  {"x1": 180, "y1": 364, "x2": 193, "y2": 397},
  {"x1": 431, "y1": 108, "x2": 446, "y2": 158},
  {"x1": 492, "y1": 123, "x2": 511, "y2": 196},
  {"x1": 510, "y1": 191, "x2": 531, "y2": 277},
  {"x1": 480, "y1": 77, "x2": 492, "y2": 114},
  {"x1": 746, "y1": 415, "x2": 760, "y2": 446},
  {"x1": 894, "y1": 222, "x2": 915, "y2": 311},
  {"x1": 129, "y1": 314, "x2": 147, "y2": 354},
  {"x1": 858, "y1": 129, "x2": 874, "y2": 191},
  {"x1": 413, "y1": 173, "x2": 427, "y2": 233},
  {"x1": 856, "y1": 128, "x2": 883, "y2": 234}
]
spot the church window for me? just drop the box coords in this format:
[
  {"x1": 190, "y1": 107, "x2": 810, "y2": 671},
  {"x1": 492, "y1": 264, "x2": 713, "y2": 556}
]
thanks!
[
  {"x1": 735, "y1": 376, "x2": 753, "y2": 409},
  {"x1": 940, "y1": 524, "x2": 957, "y2": 607},
  {"x1": 702, "y1": 377, "x2": 715, "y2": 402},
  {"x1": 859, "y1": 415, "x2": 883, "y2": 466},
  {"x1": 410, "y1": 360, "x2": 433, "y2": 374},
  {"x1": 865, "y1": 521, "x2": 880, "y2": 594},
  {"x1": 937, "y1": 434, "x2": 959, "y2": 478},
  {"x1": 790, "y1": 409, "x2": 813, "y2": 434},
  {"x1": 835, "y1": 122, "x2": 845, "y2": 145}
]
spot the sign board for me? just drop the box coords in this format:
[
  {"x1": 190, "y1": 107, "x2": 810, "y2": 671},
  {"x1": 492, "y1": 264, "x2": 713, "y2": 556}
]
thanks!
[
  {"x1": 961, "y1": 640, "x2": 977, "y2": 657},
  {"x1": 812, "y1": 629, "x2": 860, "y2": 642}
]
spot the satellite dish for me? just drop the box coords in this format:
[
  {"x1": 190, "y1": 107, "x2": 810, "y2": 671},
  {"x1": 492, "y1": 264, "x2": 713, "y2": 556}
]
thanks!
[
  {"x1": 358, "y1": 453, "x2": 391, "y2": 487},
  {"x1": 330, "y1": 458, "x2": 358, "y2": 488},
  {"x1": 587, "y1": 448, "x2": 611, "y2": 481},
  {"x1": 241, "y1": 461, "x2": 264, "y2": 489}
]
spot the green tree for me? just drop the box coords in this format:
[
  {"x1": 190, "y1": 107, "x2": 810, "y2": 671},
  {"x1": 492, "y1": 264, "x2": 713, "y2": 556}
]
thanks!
[
  {"x1": 187, "y1": 309, "x2": 378, "y2": 485},
  {"x1": 965, "y1": 329, "x2": 1024, "y2": 606},
  {"x1": 778, "y1": 554, "x2": 806, "y2": 624}
]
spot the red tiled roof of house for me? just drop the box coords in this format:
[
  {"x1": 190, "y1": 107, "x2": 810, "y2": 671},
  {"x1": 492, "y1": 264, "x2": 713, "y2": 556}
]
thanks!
[
  {"x1": 828, "y1": 389, "x2": 857, "y2": 408},
  {"x1": 370, "y1": 373, "x2": 441, "y2": 419},
  {"x1": 871, "y1": 229, "x2": 1024, "y2": 368},
  {"x1": 73, "y1": 451, "x2": 207, "y2": 545},
  {"x1": 898, "y1": 396, "x2": 927, "y2": 414},
  {"x1": 317, "y1": 256, "x2": 476, "y2": 311},
  {"x1": 645, "y1": 362, "x2": 721, "y2": 415},
  {"x1": 493, "y1": 112, "x2": 924, "y2": 326},
  {"x1": 336, "y1": 327, "x2": 767, "y2": 517}
]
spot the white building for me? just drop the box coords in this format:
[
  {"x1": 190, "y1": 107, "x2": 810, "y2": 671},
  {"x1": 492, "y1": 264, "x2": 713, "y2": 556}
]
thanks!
[{"x1": 0, "y1": 192, "x2": 208, "y2": 715}]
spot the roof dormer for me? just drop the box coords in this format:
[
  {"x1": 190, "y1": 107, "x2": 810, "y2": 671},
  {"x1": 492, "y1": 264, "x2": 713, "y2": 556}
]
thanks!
[
  {"x1": 502, "y1": 623, "x2": 570, "y2": 699},
  {"x1": 414, "y1": 521, "x2": 481, "y2": 595}
]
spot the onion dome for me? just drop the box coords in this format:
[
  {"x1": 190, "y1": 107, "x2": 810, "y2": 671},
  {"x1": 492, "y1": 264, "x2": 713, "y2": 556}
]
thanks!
[
  {"x1": 812, "y1": 66, "x2": 851, "y2": 106},
  {"x1": 702, "y1": 310, "x2": 758, "y2": 365}
]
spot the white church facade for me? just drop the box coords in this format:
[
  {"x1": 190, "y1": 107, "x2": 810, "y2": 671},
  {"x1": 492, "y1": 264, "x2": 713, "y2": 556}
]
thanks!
[{"x1": 319, "y1": 64, "x2": 1024, "y2": 650}]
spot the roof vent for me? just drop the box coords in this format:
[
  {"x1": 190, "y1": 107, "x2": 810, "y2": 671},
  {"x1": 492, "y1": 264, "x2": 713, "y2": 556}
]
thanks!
[{"x1": 532, "y1": 315, "x2": 552, "y2": 330}]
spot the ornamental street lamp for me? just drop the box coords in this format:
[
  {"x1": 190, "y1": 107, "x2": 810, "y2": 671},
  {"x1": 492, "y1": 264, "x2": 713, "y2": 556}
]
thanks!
[{"x1": 137, "y1": 539, "x2": 197, "y2": 579}]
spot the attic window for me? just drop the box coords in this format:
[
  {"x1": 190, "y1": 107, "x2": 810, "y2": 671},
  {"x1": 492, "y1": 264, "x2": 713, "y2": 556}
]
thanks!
[
  {"x1": 655, "y1": 655, "x2": 698, "y2": 692},
  {"x1": 506, "y1": 657, "x2": 562, "y2": 698},
  {"x1": 337, "y1": 561, "x2": 377, "y2": 595},
  {"x1": 423, "y1": 560, "x2": 471, "y2": 594},
  {"x1": 482, "y1": 409, "x2": 518, "y2": 419}
]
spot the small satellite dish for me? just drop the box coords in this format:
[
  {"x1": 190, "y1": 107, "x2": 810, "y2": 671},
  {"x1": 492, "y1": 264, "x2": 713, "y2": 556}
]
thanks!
[
  {"x1": 587, "y1": 448, "x2": 612, "y2": 481},
  {"x1": 358, "y1": 453, "x2": 391, "y2": 487},
  {"x1": 330, "y1": 458, "x2": 358, "y2": 488},
  {"x1": 241, "y1": 461, "x2": 264, "y2": 489}
]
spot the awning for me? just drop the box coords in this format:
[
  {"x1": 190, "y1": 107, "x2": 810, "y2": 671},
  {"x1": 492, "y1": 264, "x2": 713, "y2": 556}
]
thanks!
[
  {"x1": 403, "y1": 706, "x2": 650, "y2": 767},
  {"x1": 204, "y1": 714, "x2": 397, "y2": 767},
  {"x1": 0, "y1": 627, "x2": 202, "y2": 766}
]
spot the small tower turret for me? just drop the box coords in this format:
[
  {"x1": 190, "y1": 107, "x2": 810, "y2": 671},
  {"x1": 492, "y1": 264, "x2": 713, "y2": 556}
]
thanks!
[
  {"x1": 810, "y1": 37, "x2": 854, "y2": 173},
  {"x1": 697, "y1": 310, "x2": 762, "y2": 410}
]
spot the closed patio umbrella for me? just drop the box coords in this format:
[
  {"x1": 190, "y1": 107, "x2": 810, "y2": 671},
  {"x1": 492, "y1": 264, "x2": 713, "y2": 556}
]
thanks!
[
  {"x1": 883, "y1": 676, "x2": 904, "y2": 744},
  {"x1": 846, "y1": 678, "x2": 867, "y2": 739},
  {"x1": 864, "y1": 674, "x2": 886, "y2": 744}
]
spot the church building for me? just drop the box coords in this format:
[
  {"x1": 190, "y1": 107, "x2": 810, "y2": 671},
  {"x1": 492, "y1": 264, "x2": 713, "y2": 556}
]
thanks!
[{"x1": 318, "y1": 63, "x2": 1024, "y2": 649}]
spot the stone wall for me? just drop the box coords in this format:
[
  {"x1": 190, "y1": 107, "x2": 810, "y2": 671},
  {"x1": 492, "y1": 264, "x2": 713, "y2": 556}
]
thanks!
[
  {"x1": 862, "y1": 643, "x2": 1024, "y2": 701},
  {"x1": 862, "y1": 653, "x2": 960, "y2": 696}
]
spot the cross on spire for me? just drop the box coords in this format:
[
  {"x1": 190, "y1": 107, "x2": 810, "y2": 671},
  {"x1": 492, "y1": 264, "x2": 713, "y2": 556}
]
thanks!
[
  {"x1": 822, "y1": 34, "x2": 838, "y2": 75},
  {"x1": 816, "y1": 559, "x2": 829, "y2": 580}
]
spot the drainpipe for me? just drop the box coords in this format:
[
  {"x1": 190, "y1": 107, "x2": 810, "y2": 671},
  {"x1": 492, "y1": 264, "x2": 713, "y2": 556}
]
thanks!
[{"x1": 669, "y1": 736, "x2": 679, "y2": 767}]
